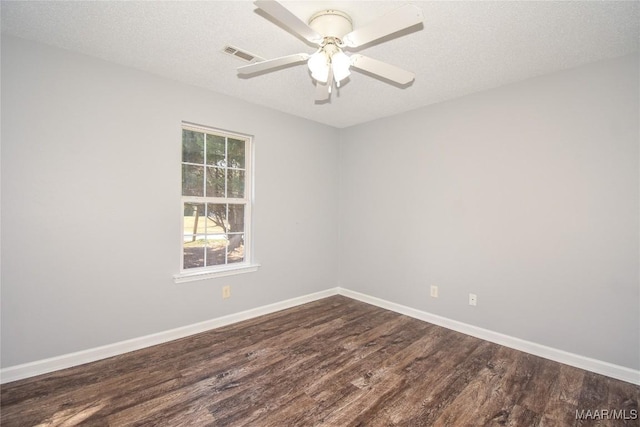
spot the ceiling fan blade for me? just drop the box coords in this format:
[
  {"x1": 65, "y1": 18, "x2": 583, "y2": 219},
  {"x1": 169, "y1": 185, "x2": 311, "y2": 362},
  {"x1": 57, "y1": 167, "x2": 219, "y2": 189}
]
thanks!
[
  {"x1": 342, "y1": 4, "x2": 423, "y2": 48},
  {"x1": 238, "y1": 53, "x2": 310, "y2": 75},
  {"x1": 350, "y1": 54, "x2": 415, "y2": 85},
  {"x1": 255, "y1": 0, "x2": 324, "y2": 45},
  {"x1": 315, "y1": 68, "x2": 334, "y2": 101}
]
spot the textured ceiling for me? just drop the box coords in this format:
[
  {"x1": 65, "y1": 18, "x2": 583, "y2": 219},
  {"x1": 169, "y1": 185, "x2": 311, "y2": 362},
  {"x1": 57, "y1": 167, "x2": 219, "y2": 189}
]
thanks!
[{"x1": 2, "y1": 1, "x2": 639, "y2": 128}]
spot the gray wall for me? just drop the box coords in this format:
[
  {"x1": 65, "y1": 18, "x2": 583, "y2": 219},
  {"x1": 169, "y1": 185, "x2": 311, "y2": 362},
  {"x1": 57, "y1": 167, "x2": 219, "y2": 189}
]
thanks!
[
  {"x1": 1, "y1": 36, "x2": 339, "y2": 367},
  {"x1": 339, "y1": 54, "x2": 639, "y2": 370}
]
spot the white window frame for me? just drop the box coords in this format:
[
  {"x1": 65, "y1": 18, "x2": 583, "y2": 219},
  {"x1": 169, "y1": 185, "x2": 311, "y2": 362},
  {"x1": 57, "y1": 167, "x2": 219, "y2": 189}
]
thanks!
[{"x1": 174, "y1": 122, "x2": 259, "y2": 283}]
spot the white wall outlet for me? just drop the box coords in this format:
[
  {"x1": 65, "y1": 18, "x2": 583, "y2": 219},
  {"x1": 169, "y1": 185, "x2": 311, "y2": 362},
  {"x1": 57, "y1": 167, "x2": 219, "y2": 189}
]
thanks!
[
  {"x1": 222, "y1": 285, "x2": 231, "y2": 299},
  {"x1": 469, "y1": 293, "x2": 477, "y2": 306},
  {"x1": 430, "y1": 285, "x2": 439, "y2": 298}
]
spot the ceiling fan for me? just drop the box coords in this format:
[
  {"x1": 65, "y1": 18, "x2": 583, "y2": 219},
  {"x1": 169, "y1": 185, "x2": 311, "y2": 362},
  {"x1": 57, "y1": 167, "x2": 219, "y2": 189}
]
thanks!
[{"x1": 237, "y1": 1, "x2": 424, "y2": 101}]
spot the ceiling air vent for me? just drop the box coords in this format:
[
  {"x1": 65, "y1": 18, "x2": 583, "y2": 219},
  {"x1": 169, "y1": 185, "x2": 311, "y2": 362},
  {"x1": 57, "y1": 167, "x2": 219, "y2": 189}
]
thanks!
[{"x1": 223, "y1": 45, "x2": 263, "y2": 63}]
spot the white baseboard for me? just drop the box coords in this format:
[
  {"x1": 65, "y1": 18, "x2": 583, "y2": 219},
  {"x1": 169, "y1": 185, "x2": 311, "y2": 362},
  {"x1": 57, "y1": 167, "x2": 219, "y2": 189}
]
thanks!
[
  {"x1": 0, "y1": 288, "x2": 338, "y2": 384},
  {"x1": 3, "y1": 286, "x2": 638, "y2": 386},
  {"x1": 336, "y1": 287, "x2": 640, "y2": 386}
]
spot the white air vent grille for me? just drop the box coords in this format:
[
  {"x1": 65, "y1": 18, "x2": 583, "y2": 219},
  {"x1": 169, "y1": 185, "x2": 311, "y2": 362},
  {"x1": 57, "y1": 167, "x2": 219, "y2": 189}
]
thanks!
[{"x1": 222, "y1": 45, "x2": 263, "y2": 63}]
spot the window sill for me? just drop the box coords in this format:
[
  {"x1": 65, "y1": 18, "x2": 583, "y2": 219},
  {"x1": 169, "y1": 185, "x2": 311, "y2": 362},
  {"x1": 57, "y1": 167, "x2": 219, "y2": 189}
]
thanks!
[{"x1": 173, "y1": 263, "x2": 261, "y2": 283}]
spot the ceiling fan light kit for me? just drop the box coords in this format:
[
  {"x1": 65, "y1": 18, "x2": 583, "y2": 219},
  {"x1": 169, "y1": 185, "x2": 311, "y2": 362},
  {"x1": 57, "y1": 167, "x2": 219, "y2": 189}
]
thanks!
[
  {"x1": 237, "y1": 0, "x2": 424, "y2": 101},
  {"x1": 308, "y1": 40, "x2": 351, "y2": 85}
]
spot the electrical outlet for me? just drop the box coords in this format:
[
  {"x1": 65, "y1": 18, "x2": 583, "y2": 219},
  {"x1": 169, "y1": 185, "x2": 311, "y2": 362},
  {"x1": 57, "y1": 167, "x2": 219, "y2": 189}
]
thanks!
[
  {"x1": 469, "y1": 293, "x2": 477, "y2": 306},
  {"x1": 222, "y1": 285, "x2": 231, "y2": 299},
  {"x1": 430, "y1": 285, "x2": 439, "y2": 298}
]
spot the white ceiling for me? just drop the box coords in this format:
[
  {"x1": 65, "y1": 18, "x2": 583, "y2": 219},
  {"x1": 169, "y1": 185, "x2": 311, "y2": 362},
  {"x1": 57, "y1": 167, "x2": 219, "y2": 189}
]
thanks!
[{"x1": 2, "y1": 1, "x2": 638, "y2": 128}]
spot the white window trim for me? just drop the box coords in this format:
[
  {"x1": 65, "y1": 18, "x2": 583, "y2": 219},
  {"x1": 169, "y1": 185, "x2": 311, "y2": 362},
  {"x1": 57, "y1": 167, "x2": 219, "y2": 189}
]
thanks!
[
  {"x1": 175, "y1": 122, "x2": 259, "y2": 283},
  {"x1": 173, "y1": 262, "x2": 261, "y2": 283}
]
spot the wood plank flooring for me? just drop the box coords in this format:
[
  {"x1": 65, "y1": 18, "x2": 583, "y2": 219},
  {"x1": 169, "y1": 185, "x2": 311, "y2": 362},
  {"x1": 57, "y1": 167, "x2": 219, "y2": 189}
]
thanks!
[{"x1": 1, "y1": 295, "x2": 638, "y2": 426}]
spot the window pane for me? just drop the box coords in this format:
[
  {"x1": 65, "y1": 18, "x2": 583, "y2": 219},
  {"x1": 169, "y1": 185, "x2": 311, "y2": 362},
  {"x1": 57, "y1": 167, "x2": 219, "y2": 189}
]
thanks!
[
  {"x1": 184, "y1": 238, "x2": 206, "y2": 269},
  {"x1": 228, "y1": 138, "x2": 245, "y2": 169},
  {"x1": 227, "y1": 234, "x2": 244, "y2": 263},
  {"x1": 206, "y1": 236, "x2": 228, "y2": 266},
  {"x1": 183, "y1": 203, "x2": 205, "y2": 270},
  {"x1": 182, "y1": 165, "x2": 204, "y2": 197},
  {"x1": 206, "y1": 203, "x2": 227, "y2": 234},
  {"x1": 228, "y1": 204, "x2": 244, "y2": 232},
  {"x1": 184, "y1": 203, "x2": 206, "y2": 239},
  {"x1": 182, "y1": 130, "x2": 204, "y2": 164},
  {"x1": 227, "y1": 169, "x2": 245, "y2": 198},
  {"x1": 206, "y1": 204, "x2": 227, "y2": 266},
  {"x1": 206, "y1": 134, "x2": 226, "y2": 167},
  {"x1": 205, "y1": 167, "x2": 225, "y2": 197}
]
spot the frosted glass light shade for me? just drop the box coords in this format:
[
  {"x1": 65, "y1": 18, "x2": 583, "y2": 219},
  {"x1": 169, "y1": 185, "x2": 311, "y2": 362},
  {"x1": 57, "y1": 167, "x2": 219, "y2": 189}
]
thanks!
[
  {"x1": 308, "y1": 51, "x2": 330, "y2": 83},
  {"x1": 331, "y1": 50, "x2": 351, "y2": 83}
]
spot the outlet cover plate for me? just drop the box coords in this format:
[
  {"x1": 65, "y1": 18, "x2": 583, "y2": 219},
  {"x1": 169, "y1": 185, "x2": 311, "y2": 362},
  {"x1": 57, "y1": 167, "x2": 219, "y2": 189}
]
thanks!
[
  {"x1": 469, "y1": 293, "x2": 477, "y2": 306},
  {"x1": 222, "y1": 286, "x2": 231, "y2": 299}
]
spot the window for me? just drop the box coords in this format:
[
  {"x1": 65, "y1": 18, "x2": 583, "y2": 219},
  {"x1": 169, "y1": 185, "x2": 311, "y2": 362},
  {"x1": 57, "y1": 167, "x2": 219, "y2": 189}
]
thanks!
[{"x1": 175, "y1": 123, "x2": 257, "y2": 282}]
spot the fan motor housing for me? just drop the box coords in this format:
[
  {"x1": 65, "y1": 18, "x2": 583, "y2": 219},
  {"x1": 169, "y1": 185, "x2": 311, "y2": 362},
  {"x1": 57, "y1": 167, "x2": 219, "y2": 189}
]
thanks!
[{"x1": 308, "y1": 10, "x2": 353, "y2": 39}]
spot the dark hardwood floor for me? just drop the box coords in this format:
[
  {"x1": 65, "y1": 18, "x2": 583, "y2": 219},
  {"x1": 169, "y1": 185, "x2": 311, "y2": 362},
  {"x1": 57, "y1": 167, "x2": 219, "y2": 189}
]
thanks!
[{"x1": 1, "y1": 295, "x2": 638, "y2": 426}]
